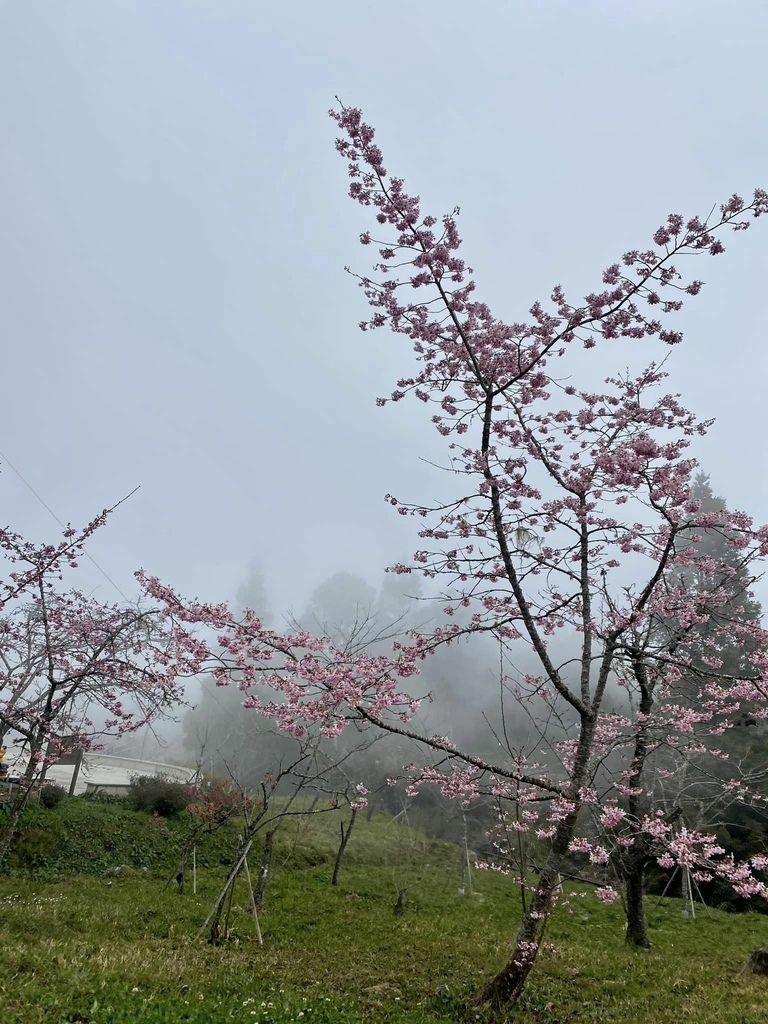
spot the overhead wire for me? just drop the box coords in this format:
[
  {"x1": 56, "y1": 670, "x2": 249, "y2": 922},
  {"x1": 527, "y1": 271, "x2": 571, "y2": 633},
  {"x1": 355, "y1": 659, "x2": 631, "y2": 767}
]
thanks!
[{"x1": 0, "y1": 447, "x2": 132, "y2": 603}]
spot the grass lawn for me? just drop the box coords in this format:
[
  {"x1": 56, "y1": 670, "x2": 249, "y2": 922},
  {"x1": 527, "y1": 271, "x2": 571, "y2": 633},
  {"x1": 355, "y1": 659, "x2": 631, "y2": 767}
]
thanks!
[{"x1": 0, "y1": 857, "x2": 766, "y2": 1024}]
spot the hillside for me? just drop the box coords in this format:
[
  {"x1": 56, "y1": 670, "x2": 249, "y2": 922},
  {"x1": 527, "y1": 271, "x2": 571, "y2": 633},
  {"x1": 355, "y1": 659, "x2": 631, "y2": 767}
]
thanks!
[{"x1": 0, "y1": 799, "x2": 766, "y2": 1023}]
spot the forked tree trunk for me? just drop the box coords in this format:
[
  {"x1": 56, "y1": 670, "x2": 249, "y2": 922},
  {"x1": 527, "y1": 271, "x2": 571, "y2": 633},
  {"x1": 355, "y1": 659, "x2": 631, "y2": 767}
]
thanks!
[
  {"x1": 194, "y1": 838, "x2": 255, "y2": 945},
  {"x1": 623, "y1": 860, "x2": 651, "y2": 948}
]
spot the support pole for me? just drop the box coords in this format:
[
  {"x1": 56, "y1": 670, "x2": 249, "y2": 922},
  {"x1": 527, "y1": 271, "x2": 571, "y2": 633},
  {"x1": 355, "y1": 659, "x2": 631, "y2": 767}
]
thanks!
[
  {"x1": 243, "y1": 856, "x2": 264, "y2": 945},
  {"x1": 464, "y1": 836, "x2": 474, "y2": 896},
  {"x1": 193, "y1": 839, "x2": 254, "y2": 943},
  {"x1": 68, "y1": 749, "x2": 84, "y2": 797}
]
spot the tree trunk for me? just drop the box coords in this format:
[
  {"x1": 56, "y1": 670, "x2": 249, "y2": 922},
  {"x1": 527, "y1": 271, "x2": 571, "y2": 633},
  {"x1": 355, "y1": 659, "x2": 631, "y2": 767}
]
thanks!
[
  {"x1": 0, "y1": 753, "x2": 42, "y2": 870},
  {"x1": 474, "y1": 703, "x2": 602, "y2": 1012},
  {"x1": 0, "y1": 795, "x2": 25, "y2": 868},
  {"x1": 475, "y1": 813, "x2": 576, "y2": 1010},
  {"x1": 331, "y1": 808, "x2": 357, "y2": 887},
  {"x1": 208, "y1": 891, "x2": 226, "y2": 944},
  {"x1": 623, "y1": 861, "x2": 651, "y2": 948},
  {"x1": 172, "y1": 845, "x2": 192, "y2": 893}
]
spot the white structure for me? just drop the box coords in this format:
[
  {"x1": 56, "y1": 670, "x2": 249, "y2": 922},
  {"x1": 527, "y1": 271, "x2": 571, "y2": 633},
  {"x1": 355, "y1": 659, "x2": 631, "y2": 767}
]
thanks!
[{"x1": 3, "y1": 742, "x2": 195, "y2": 795}]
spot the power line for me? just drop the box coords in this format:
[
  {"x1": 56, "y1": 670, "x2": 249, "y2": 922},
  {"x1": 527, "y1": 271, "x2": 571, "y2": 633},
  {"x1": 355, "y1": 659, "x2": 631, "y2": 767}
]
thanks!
[{"x1": 0, "y1": 448, "x2": 132, "y2": 603}]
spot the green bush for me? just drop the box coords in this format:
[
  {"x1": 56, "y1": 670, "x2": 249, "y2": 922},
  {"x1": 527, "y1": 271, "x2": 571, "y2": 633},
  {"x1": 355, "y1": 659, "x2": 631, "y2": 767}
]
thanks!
[
  {"x1": 4, "y1": 798, "x2": 240, "y2": 875},
  {"x1": 39, "y1": 784, "x2": 67, "y2": 809},
  {"x1": 79, "y1": 790, "x2": 129, "y2": 807},
  {"x1": 11, "y1": 815, "x2": 65, "y2": 868},
  {"x1": 128, "y1": 774, "x2": 191, "y2": 818}
]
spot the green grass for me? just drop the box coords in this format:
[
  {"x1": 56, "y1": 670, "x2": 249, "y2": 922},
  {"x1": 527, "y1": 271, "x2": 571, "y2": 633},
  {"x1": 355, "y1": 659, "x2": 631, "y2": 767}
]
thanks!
[{"x1": 0, "y1": 852, "x2": 766, "y2": 1024}]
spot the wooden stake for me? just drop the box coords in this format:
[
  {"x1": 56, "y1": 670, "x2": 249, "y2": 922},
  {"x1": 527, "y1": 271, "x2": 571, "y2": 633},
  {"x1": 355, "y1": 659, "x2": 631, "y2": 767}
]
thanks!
[
  {"x1": 243, "y1": 856, "x2": 263, "y2": 945},
  {"x1": 193, "y1": 839, "x2": 254, "y2": 943}
]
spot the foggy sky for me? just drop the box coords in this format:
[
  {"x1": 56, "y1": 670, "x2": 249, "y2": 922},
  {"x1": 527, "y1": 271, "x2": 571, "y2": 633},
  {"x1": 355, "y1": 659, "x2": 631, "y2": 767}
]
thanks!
[{"x1": 2, "y1": 0, "x2": 767, "y2": 619}]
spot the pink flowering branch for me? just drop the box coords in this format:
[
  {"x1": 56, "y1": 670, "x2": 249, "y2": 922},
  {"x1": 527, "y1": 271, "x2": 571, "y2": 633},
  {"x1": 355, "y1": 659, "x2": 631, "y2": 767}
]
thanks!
[
  {"x1": 0, "y1": 503, "x2": 200, "y2": 868},
  {"x1": 0, "y1": 490, "x2": 139, "y2": 610}
]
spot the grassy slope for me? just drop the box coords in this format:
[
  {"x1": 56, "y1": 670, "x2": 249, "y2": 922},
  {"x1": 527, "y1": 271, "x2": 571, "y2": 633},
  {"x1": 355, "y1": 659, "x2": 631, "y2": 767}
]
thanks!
[
  {"x1": 0, "y1": 808, "x2": 766, "y2": 1024},
  {"x1": 6, "y1": 798, "x2": 446, "y2": 876}
]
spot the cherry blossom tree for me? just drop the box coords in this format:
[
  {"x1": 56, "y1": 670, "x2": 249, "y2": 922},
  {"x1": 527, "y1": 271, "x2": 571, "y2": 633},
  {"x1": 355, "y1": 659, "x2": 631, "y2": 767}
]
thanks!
[
  {"x1": 0, "y1": 502, "x2": 201, "y2": 866},
  {"x1": 138, "y1": 106, "x2": 768, "y2": 1010},
  {"x1": 478, "y1": 472, "x2": 768, "y2": 946},
  {"x1": 588, "y1": 473, "x2": 768, "y2": 945}
]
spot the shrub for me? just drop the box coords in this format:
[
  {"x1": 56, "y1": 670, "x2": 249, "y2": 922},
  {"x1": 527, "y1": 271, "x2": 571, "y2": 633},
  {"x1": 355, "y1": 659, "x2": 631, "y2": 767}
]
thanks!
[
  {"x1": 11, "y1": 810, "x2": 65, "y2": 867},
  {"x1": 39, "y1": 784, "x2": 67, "y2": 809},
  {"x1": 80, "y1": 790, "x2": 129, "y2": 806},
  {"x1": 128, "y1": 774, "x2": 191, "y2": 818},
  {"x1": 4, "y1": 796, "x2": 241, "y2": 874}
]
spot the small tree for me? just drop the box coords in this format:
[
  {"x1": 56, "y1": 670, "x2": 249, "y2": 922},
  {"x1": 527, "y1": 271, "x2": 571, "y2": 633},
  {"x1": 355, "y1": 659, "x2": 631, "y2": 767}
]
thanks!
[
  {"x1": 605, "y1": 473, "x2": 768, "y2": 942},
  {"x1": 194, "y1": 734, "x2": 362, "y2": 944},
  {"x1": 0, "y1": 502, "x2": 201, "y2": 865},
  {"x1": 140, "y1": 106, "x2": 768, "y2": 1010},
  {"x1": 171, "y1": 778, "x2": 246, "y2": 894}
]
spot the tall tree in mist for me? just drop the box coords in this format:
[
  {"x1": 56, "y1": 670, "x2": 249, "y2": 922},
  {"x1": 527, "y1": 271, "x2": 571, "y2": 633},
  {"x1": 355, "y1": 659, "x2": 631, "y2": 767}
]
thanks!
[
  {"x1": 298, "y1": 572, "x2": 376, "y2": 637},
  {"x1": 185, "y1": 568, "x2": 421, "y2": 788},
  {"x1": 635, "y1": 473, "x2": 768, "y2": 891},
  {"x1": 140, "y1": 107, "x2": 768, "y2": 1010},
  {"x1": 183, "y1": 566, "x2": 293, "y2": 785},
  {"x1": 236, "y1": 567, "x2": 274, "y2": 626},
  {"x1": 672, "y1": 473, "x2": 763, "y2": 675}
]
